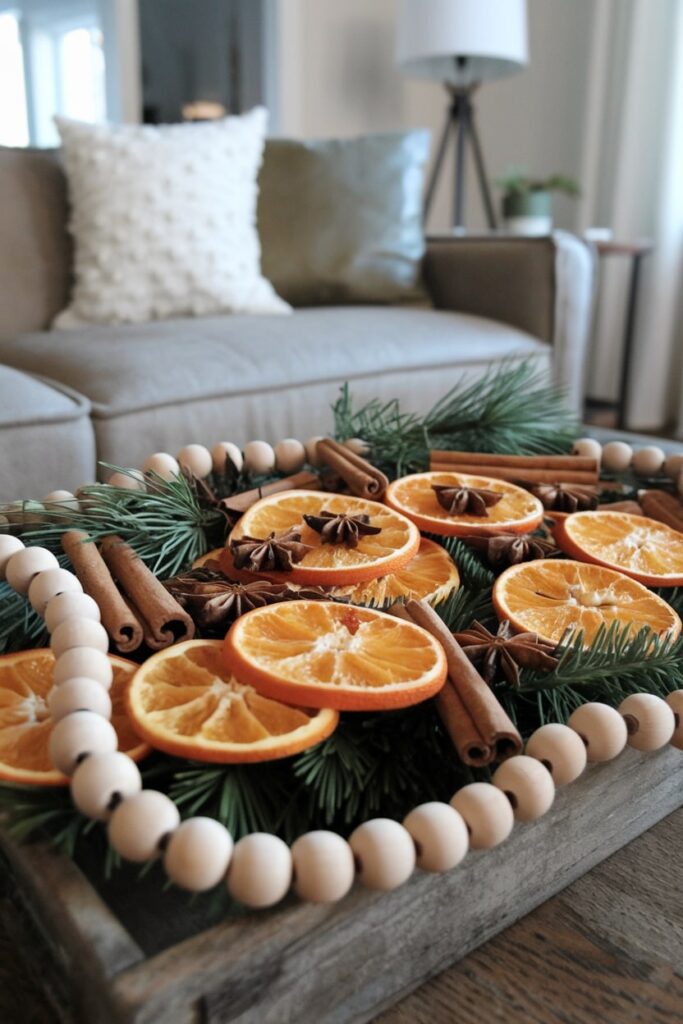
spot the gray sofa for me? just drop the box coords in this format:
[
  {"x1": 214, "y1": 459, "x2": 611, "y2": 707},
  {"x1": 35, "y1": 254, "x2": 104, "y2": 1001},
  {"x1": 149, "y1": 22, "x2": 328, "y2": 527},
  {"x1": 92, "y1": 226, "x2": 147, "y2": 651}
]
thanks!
[{"x1": 0, "y1": 146, "x2": 594, "y2": 501}]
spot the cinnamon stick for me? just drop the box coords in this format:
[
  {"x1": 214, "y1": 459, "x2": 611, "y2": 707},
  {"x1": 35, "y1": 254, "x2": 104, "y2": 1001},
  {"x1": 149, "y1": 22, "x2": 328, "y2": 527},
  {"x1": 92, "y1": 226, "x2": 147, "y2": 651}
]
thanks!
[
  {"x1": 598, "y1": 500, "x2": 643, "y2": 514},
  {"x1": 430, "y1": 450, "x2": 599, "y2": 472},
  {"x1": 638, "y1": 490, "x2": 683, "y2": 532},
  {"x1": 62, "y1": 530, "x2": 143, "y2": 653},
  {"x1": 316, "y1": 439, "x2": 388, "y2": 500},
  {"x1": 429, "y1": 462, "x2": 598, "y2": 485},
  {"x1": 100, "y1": 535, "x2": 195, "y2": 649},
  {"x1": 222, "y1": 471, "x2": 320, "y2": 516},
  {"x1": 405, "y1": 599, "x2": 523, "y2": 762}
]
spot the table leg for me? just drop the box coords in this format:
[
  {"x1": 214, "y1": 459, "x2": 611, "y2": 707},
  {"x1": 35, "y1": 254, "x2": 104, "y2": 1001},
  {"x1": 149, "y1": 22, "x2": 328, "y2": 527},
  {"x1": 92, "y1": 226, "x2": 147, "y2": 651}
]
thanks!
[{"x1": 617, "y1": 252, "x2": 646, "y2": 430}]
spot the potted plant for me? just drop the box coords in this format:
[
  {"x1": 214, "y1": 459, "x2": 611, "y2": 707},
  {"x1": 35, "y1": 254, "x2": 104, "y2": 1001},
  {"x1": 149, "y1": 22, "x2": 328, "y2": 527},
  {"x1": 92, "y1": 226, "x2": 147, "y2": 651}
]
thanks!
[{"x1": 496, "y1": 171, "x2": 580, "y2": 235}]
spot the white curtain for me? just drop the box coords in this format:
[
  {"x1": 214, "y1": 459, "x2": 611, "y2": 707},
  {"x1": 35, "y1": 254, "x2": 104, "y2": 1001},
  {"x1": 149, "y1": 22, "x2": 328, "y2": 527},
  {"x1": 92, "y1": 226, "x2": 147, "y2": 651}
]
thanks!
[{"x1": 581, "y1": 0, "x2": 683, "y2": 433}]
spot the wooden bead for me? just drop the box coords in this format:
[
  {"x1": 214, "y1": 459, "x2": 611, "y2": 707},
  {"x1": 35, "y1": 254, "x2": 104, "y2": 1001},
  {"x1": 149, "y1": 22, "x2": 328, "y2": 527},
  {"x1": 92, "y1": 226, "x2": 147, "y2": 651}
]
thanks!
[
  {"x1": 492, "y1": 756, "x2": 555, "y2": 822},
  {"x1": 50, "y1": 618, "x2": 109, "y2": 658},
  {"x1": 176, "y1": 444, "x2": 213, "y2": 478},
  {"x1": 632, "y1": 446, "x2": 665, "y2": 476},
  {"x1": 449, "y1": 782, "x2": 514, "y2": 849},
  {"x1": 243, "y1": 440, "x2": 276, "y2": 475},
  {"x1": 601, "y1": 441, "x2": 633, "y2": 472},
  {"x1": 571, "y1": 438, "x2": 602, "y2": 463},
  {"x1": 525, "y1": 723, "x2": 587, "y2": 785},
  {"x1": 53, "y1": 648, "x2": 113, "y2": 689},
  {"x1": 6, "y1": 546, "x2": 58, "y2": 594},
  {"x1": 48, "y1": 677, "x2": 112, "y2": 721},
  {"x1": 304, "y1": 436, "x2": 325, "y2": 466},
  {"x1": 28, "y1": 568, "x2": 82, "y2": 614},
  {"x1": 0, "y1": 535, "x2": 24, "y2": 579},
  {"x1": 227, "y1": 832, "x2": 292, "y2": 908},
  {"x1": 291, "y1": 830, "x2": 355, "y2": 903},
  {"x1": 71, "y1": 751, "x2": 141, "y2": 820},
  {"x1": 108, "y1": 791, "x2": 180, "y2": 862},
  {"x1": 211, "y1": 441, "x2": 243, "y2": 474},
  {"x1": 403, "y1": 802, "x2": 469, "y2": 872},
  {"x1": 343, "y1": 437, "x2": 369, "y2": 456},
  {"x1": 164, "y1": 817, "x2": 233, "y2": 892},
  {"x1": 619, "y1": 693, "x2": 675, "y2": 751},
  {"x1": 274, "y1": 438, "x2": 306, "y2": 475},
  {"x1": 665, "y1": 691, "x2": 683, "y2": 749},
  {"x1": 664, "y1": 452, "x2": 683, "y2": 479},
  {"x1": 43, "y1": 489, "x2": 77, "y2": 504},
  {"x1": 48, "y1": 710, "x2": 118, "y2": 774},
  {"x1": 568, "y1": 702, "x2": 627, "y2": 761},
  {"x1": 107, "y1": 470, "x2": 145, "y2": 491},
  {"x1": 44, "y1": 591, "x2": 101, "y2": 633},
  {"x1": 143, "y1": 452, "x2": 180, "y2": 480},
  {"x1": 349, "y1": 818, "x2": 415, "y2": 891}
]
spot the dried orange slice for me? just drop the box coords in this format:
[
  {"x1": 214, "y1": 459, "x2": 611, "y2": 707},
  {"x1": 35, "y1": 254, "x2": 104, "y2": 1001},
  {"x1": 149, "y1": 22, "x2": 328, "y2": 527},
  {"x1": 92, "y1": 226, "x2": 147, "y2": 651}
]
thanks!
[
  {"x1": 555, "y1": 511, "x2": 683, "y2": 587},
  {"x1": 223, "y1": 600, "x2": 448, "y2": 710},
  {"x1": 0, "y1": 650, "x2": 149, "y2": 786},
  {"x1": 384, "y1": 472, "x2": 544, "y2": 537},
  {"x1": 227, "y1": 490, "x2": 419, "y2": 586},
  {"x1": 126, "y1": 639, "x2": 338, "y2": 763},
  {"x1": 493, "y1": 558, "x2": 681, "y2": 647}
]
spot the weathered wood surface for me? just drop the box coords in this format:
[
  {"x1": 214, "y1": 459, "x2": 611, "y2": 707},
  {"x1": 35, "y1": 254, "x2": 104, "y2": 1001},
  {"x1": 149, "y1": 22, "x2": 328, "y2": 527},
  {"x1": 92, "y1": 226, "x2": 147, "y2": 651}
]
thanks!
[
  {"x1": 379, "y1": 806, "x2": 683, "y2": 1024},
  {"x1": 1, "y1": 745, "x2": 682, "y2": 1024}
]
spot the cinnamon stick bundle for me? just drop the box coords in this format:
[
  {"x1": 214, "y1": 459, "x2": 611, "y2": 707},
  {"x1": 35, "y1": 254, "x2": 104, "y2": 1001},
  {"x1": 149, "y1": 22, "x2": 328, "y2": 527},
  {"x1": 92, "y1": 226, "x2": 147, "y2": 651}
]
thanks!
[
  {"x1": 62, "y1": 530, "x2": 143, "y2": 653},
  {"x1": 100, "y1": 535, "x2": 195, "y2": 650},
  {"x1": 404, "y1": 599, "x2": 522, "y2": 765},
  {"x1": 316, "y1": 439, "x2": 388, "y2": 500},
  {"x1": 221, "y1": 471, "x2": 320, "y2": 516},
  {"x1": 429, "y1": 462, "x2": 598, "y2": 485},
  {"x1": 430, "y1": 450, "x2": 599, "y2": 472},
  {"x1": 638, "y1": 490, "x2": 683, "y2": 532}
]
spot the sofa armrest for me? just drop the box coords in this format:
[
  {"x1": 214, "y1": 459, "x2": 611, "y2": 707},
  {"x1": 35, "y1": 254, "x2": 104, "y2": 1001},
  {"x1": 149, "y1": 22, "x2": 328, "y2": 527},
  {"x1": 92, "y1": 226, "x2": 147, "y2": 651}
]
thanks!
[{"x1": 423, "y1": 232, "x2": 595, "y2": 411}]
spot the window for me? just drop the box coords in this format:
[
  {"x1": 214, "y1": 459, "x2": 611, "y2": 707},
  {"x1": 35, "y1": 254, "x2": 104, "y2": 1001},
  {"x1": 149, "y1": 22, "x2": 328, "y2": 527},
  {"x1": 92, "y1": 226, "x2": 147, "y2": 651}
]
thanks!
[{"x1": 0, "y1": 1, "x2": 108, "y2": 147}]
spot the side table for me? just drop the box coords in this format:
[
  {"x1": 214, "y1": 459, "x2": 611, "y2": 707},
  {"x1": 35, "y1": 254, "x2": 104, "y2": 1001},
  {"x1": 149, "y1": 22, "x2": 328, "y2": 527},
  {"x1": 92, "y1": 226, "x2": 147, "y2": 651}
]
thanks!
[{"x1": 594, "y1": 239, "x2": 653, "y2": 430}]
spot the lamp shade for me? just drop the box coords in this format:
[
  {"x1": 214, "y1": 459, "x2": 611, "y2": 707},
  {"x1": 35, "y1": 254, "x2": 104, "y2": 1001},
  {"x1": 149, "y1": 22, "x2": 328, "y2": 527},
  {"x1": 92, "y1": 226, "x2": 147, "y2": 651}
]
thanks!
[{"x1": 396, "y1": 0, "x2": 528, "y2": 84}]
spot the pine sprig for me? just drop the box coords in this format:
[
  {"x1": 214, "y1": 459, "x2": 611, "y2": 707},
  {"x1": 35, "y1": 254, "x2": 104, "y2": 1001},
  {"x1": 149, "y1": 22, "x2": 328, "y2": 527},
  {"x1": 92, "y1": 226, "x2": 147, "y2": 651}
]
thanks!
[
  {"x1": 333, "y1": 361, "x2": 579, "y2": 476},
  {"x1": 432, "y1": 535, "x2": 495, "y2": 591},
  {"x1": 11, "y1": 468, "x2": 227, "y2": 578}
]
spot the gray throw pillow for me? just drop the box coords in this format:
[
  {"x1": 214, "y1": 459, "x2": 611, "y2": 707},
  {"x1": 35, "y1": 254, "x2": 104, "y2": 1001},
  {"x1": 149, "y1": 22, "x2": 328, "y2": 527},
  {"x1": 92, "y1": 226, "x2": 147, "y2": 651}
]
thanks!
[{"x1": 257, "y1": 130, "x2": 430, "y2": 306}]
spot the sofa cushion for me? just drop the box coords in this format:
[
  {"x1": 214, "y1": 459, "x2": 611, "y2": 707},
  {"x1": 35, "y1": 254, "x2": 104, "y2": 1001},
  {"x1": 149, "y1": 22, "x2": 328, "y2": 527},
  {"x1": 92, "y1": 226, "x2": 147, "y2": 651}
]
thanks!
[
  {"x1": 0, "y1": 367, "x2": 95, "y2": 500},
  {"x1": 0, "y1": 307, "x2": 550, "y2": 471}
]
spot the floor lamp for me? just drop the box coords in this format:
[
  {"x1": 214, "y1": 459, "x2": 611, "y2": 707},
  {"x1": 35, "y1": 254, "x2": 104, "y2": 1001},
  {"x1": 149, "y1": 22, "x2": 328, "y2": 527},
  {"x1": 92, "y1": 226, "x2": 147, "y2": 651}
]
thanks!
[{"x1": 396, "y1": 0, "x2": 529, "y2": 230}]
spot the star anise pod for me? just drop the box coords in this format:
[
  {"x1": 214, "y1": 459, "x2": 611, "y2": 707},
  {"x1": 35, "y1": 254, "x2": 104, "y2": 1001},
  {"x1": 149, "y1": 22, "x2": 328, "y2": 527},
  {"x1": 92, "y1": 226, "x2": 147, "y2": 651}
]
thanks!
[
  {"x1": 164, "y1": 569, "x2": 329, "y2": 634},
  {"x1": 462, "y1": 533, "x2": 559, "y2": 571},
  {"x1": 453, "y1": 619, "x2": 558, "y2": 687},
  {"x1": 230, "y1": 527, "x2": 313, "y2": 572},
  {"x1": 303, "y1": 510, "x2": 381, "y2": 548},
  {"x1": 432, "y1": 484, "x2": 503, "y2": 517},
  {"x1": 524, "y1": 482, "x2": 599, "y2": 513}
]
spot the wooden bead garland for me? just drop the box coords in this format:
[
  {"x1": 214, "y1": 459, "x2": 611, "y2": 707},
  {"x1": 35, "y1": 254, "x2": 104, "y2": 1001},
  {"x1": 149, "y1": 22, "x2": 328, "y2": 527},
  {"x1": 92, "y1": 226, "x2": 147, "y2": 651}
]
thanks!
[
  {"x1": 567, "y1": 702, "x2": 628, "y2": 762},
  {"x1": 274, "y1": 438, "x2": 306, "y2": 475},
  {"x1": 525, "y1": 723, "x2": 587, "y2": 785},
  {"x1": 601, "y1": 441, "x2": 633, "y2": 473},
  {"x1": 143, "y1": 453, "x2": 180, "y2": 481},
  {"x1": 28, "y1": 567, "x2": 83, "y2": 614},
  {"x1": 449, "y1": 782, "x2": 514, "y2": 849},
  {"x1": 243, "y1": 440, "x2": 276, "y2": 475},
  {"x1": 6, "y1": 546, "x2": 58, "y2": 593},
  {"x1": 349, "y1": 819, "x2": 416, "y2": 891},
  {"x1": 177, "y1": 444, "x2": 213, "y2": 479},
  {"x1": 3, "y1": 536, "x2": 682, "y2": 911},
  {"x1": 618, "y1": 693, "x2": 675, "y2": 751},
  {"x1": 0, "y1": 534, "x2": 24, "y2": 577},
  {"x1": 211, "y1": 441, "x2": 243, "y2": 473},
  {"x1": 666, "y1": 691, "x2": 683, "y2": 750},
  {"x1": 492, "y1": 756, "x2": 555, "y2": 822}
]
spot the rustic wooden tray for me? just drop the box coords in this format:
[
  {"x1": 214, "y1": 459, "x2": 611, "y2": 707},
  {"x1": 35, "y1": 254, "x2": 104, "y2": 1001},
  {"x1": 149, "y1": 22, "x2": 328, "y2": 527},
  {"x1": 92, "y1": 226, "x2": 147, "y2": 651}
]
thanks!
[{"x1": 1, "y1": 744, "x2": 681, "y2": 1024}]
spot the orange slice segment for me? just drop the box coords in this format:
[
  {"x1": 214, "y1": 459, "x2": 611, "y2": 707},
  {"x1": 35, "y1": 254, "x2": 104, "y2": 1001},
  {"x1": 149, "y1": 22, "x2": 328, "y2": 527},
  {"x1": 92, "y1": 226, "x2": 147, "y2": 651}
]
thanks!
[
  {"x1": 223, "y1": 600, "x2": 448, "y2": 710},
  {"x1": 555, "y1": 511, "x2": 683, "y2": 586},
  {"x1": 384, "y1": 472, "x2": 544, "y2": 537},
  {"x1": 0, "y1": 650, "x2": 150, "y2": 786},
  {"x1": 126, "y1": 639, "x2": 338, "y2": 763},
  {"x1": 228, "y1": 490, "x2": 420, "y2": 586},
  {"x1": 492, "y1": 558, "x2": 681, "y2": 647}
]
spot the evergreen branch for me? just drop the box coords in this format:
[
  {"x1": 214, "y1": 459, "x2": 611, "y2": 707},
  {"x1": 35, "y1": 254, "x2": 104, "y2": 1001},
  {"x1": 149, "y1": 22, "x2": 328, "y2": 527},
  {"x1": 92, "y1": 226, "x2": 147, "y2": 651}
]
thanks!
[
  {"x1": 430, "y1": 535, "x2": 495, "y2": 591},
  {"x1": 433, "y1": 585, "x2": 495, "y2": 633}
]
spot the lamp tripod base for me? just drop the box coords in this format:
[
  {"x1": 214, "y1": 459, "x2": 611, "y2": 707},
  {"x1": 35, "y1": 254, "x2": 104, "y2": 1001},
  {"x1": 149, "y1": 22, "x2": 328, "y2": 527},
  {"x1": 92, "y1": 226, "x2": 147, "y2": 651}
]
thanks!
[{"x1": 424, "y1": 84, "x2": 497, "y2": 231}]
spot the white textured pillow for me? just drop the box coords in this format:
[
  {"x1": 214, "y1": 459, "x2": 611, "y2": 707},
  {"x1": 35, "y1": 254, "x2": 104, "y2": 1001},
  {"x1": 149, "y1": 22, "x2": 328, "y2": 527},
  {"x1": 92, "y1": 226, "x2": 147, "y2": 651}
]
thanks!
[{"x1": 54, "y1": 108, "x2": 290, "y2": 327}]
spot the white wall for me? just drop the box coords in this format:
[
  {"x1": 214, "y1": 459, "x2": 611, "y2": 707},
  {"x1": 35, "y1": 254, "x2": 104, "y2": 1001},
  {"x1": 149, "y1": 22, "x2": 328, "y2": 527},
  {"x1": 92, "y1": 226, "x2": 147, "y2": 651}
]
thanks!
[{"x1": 274, "y1": 0, "x2": 595, "y2": 233}]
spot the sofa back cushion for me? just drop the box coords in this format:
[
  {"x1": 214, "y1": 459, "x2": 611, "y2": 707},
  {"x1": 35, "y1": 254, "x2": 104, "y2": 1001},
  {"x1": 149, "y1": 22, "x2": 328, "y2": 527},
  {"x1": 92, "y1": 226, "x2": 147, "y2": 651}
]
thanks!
[{"x1": 0, "y1": 146, "x2": 72, "y2": 338}]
